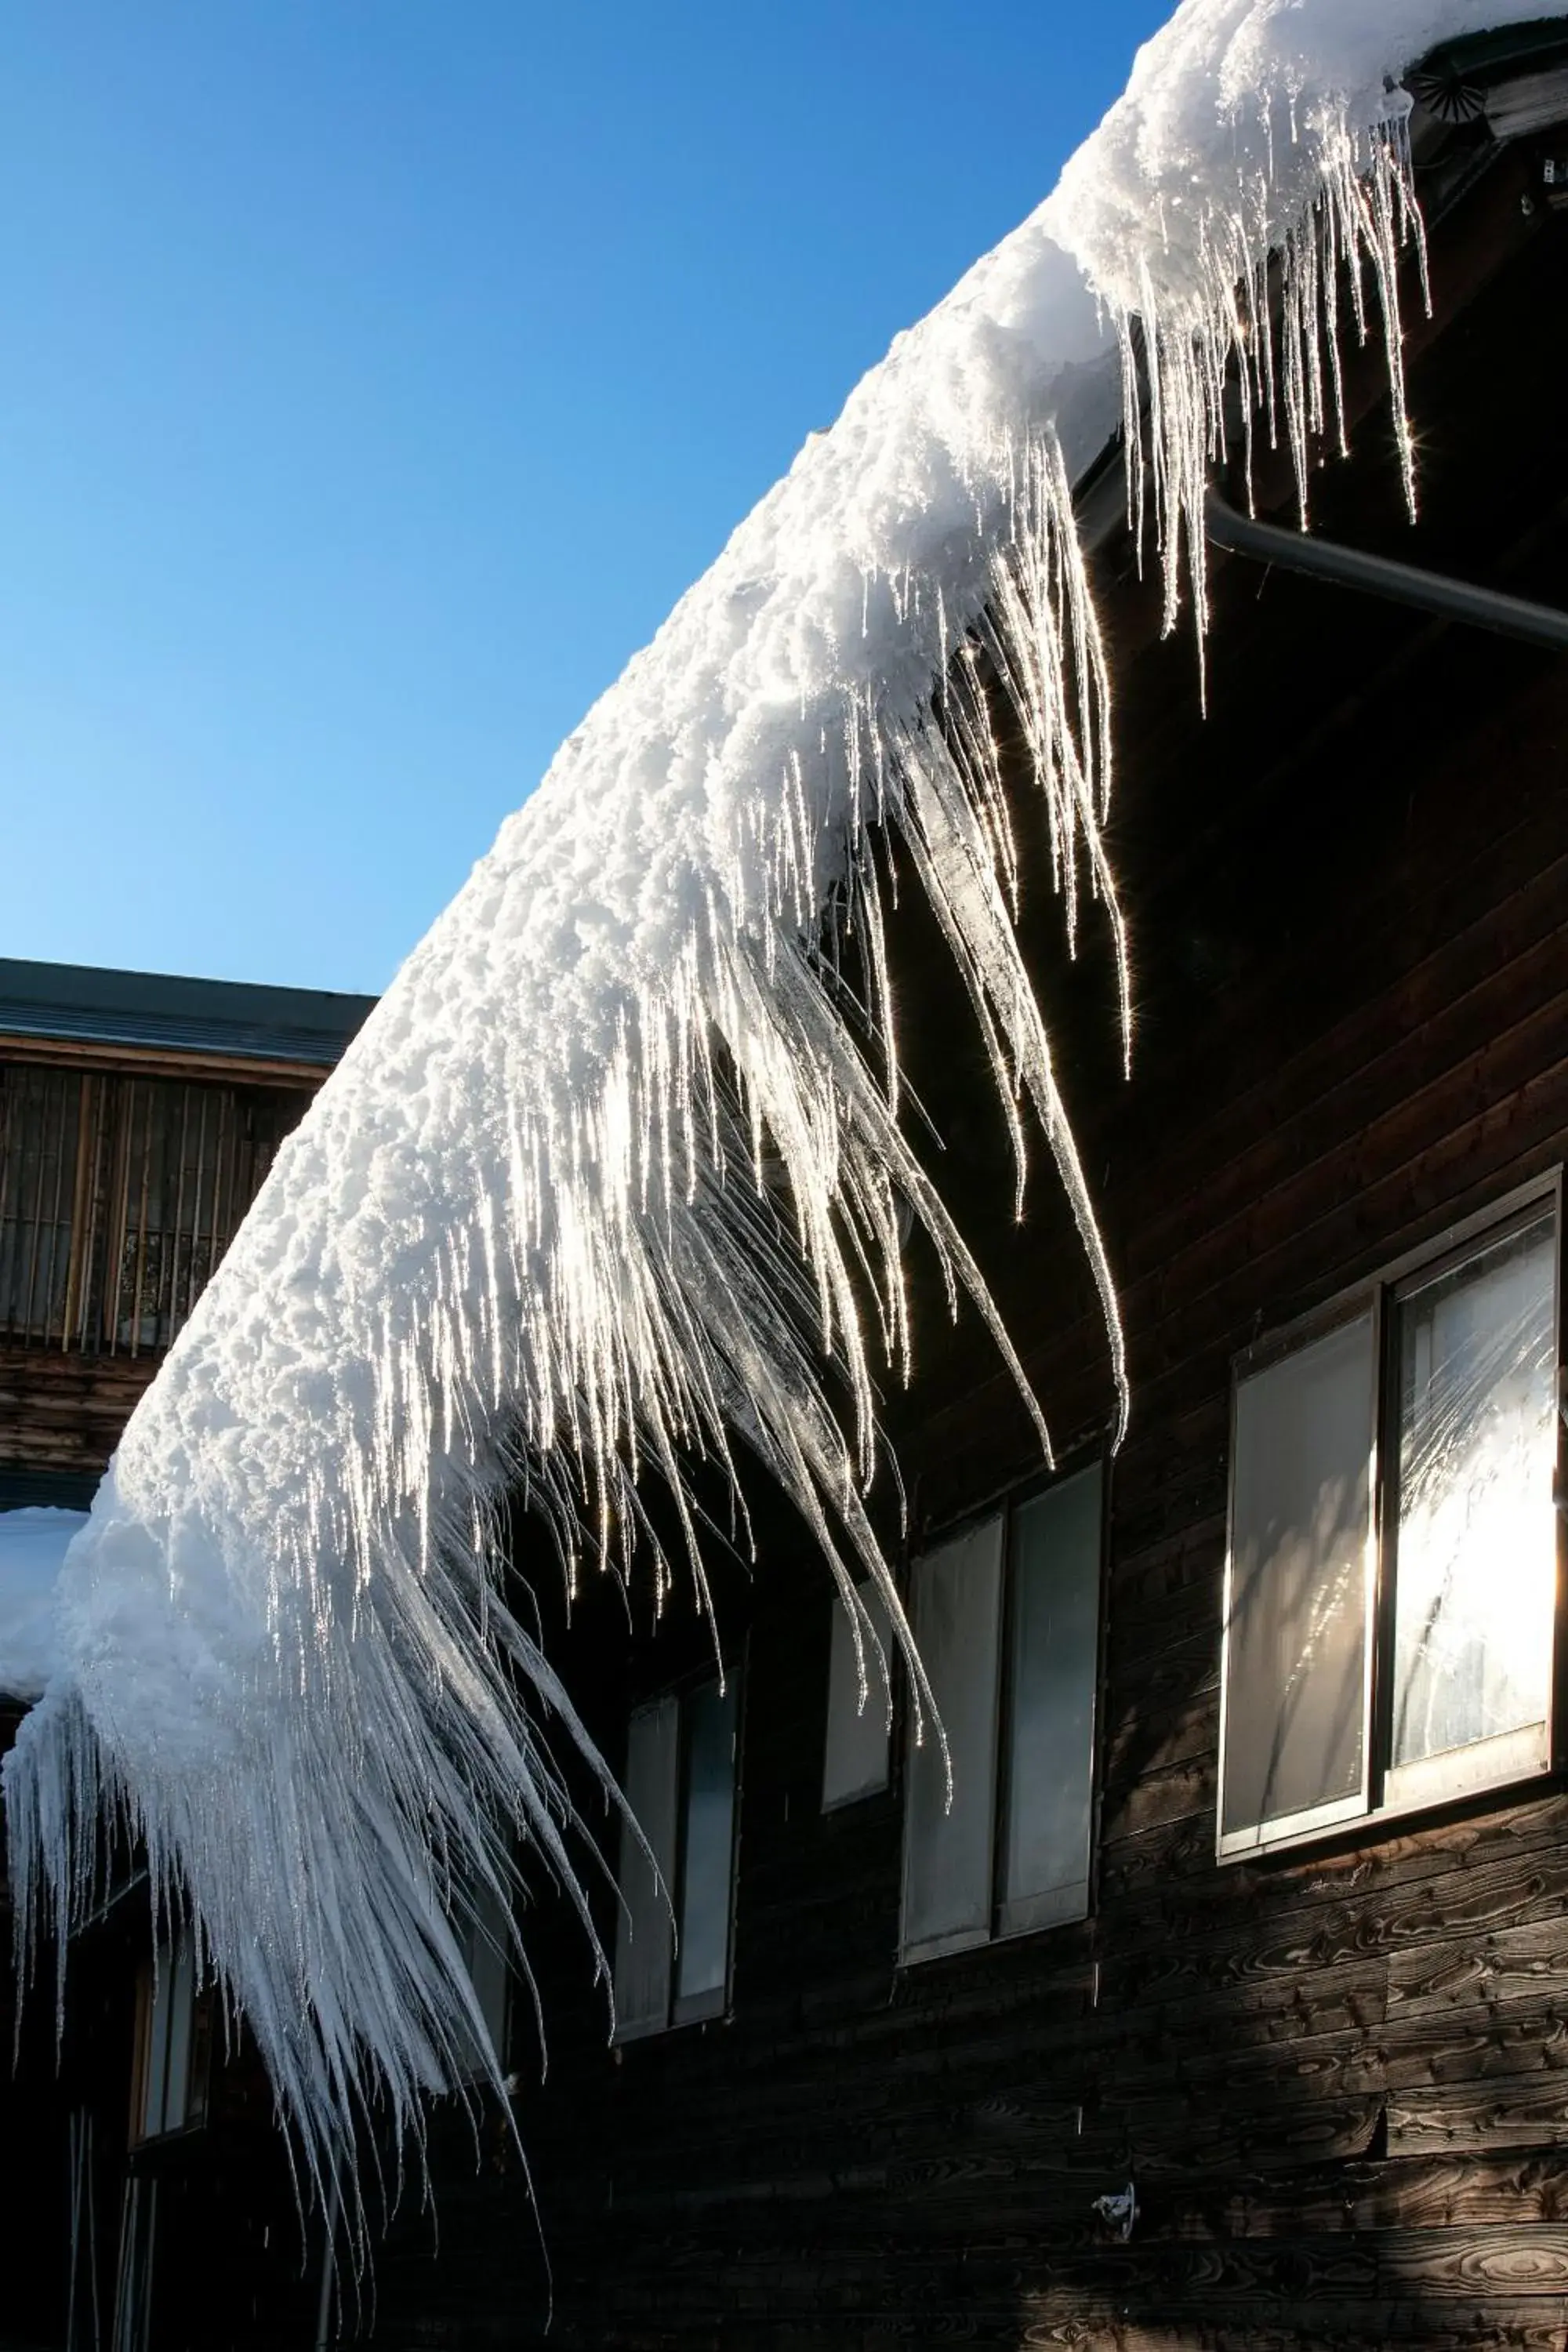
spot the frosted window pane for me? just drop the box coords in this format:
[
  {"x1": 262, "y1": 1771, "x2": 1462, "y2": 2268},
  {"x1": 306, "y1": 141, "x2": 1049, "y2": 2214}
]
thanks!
[
  {"x1": 1391, "y1": 1214, "x2": 1557, "y2": 1768},
  {"x1": 1224, "y1": 1316, "x2": 1374, "y2": 1837},
  {"x1": 162, "y1": 1938, "x2": 195, "y2": 2131},
  {"x1": 612, "y1": 1695, "x2": 679, "y2": 2040},
  {"x1": 676, "y1": 1678, "x2": 738, "y2": 2007},
  {"x1": 999, "y1": 1467, "x2": 1100, "y2": 1930},
  {"x1": 901, "y1": 1515, "x2": 1004, "y2": 1958},
  {"x1": 142, "y1": 1957, "x2": 172, "y2": 2138},
  {"x1": 822, "y1": 1581, "x2": 893, "y2": 1809}
]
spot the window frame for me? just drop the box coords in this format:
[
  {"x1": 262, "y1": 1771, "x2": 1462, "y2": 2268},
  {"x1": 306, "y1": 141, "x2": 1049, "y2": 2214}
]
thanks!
[
  {"x1": 129, "y1": 1932, "x2": 211, "y2": 2147},
  {"x1": 993, "y1": 1461, "x2": 1109, "y2": 1939},
  {"x1": 612, "y1": 1661, "x2": 743, "y2": 2044},
  {"x1": 898, "y1": 1453, "x2": 1108, "y2": 1967},
  {"x1": 451, "y1": 1858, "x2": 514, "y2": 2078},
  {"x1": 820, "y1": 1578, "x2": 896, "y2": 1814},
  {"x1": 1218, "y1": 1170, "x2": 1564, "y2": 1864},
  {"x1": 898, "y1": 1509, "x2": 1007, "y2": 1965}
]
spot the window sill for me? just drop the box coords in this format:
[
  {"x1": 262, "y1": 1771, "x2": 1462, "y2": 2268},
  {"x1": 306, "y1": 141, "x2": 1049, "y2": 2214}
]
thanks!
[
  {"x1": 1218, "y1": 1726, "x2": 1552, "y2": 1864},
  {"x1": 671, "y1": 1984, "x2": 727, "y2": 2029},
  {"x1": 899, "y1": 1891, "x2": 1091, "y2": 1969},
  {"x1": 997, "y1": 1880, "x2": 1090, "y2": 1940},
  {"x1": 898, "y1": 1923, "x2": 992, "y2": 1968},
  {"x1": 612, "y1": 1993, "x2": 730, "y2": 2048}
]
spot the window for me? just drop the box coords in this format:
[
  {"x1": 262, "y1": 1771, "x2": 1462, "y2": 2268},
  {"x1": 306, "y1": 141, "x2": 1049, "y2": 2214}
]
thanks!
[
  {"x1": 1220, "y1": 1181, "x2": 1562, "y2": 1857},
  {"x1": 0, "y1": 1064, "x2": 298, "y2": 1356},
  {"x1": 129, "y1": 1933, "x2": 211, "y2": 2143},
  {"x1": 612, "y1": 1672, "x2": 740, "y2": 2040},
  {"x1": 822, "y1": 1580, "x2": 894, "y2": 1809},
  {"x1": 899, "y1": 1461, "x2": 1104, "y2": 1964},
  {"x1": 452, "y1": 1866, "x2": 512, "y2": 2075}
]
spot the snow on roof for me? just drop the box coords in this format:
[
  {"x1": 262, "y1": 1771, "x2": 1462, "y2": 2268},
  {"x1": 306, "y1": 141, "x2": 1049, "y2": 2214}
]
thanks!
[{"x1": 6, "y1": 0, "x2": 1561, "y2": 2216}]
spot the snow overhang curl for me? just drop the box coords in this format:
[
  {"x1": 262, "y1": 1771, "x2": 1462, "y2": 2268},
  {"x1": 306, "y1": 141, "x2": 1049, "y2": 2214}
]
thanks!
[{"x1": 7, "y1": 0, "x2": 1560, "y2": 2222}]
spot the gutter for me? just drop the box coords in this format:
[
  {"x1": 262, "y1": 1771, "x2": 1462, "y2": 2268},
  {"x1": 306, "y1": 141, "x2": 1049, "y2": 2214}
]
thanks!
[{"x1": 1204, "y1": 489, "x2": 1568, "y2": 652}]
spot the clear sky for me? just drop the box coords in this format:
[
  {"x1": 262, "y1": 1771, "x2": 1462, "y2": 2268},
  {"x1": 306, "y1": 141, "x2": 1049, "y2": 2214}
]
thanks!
[{"x1": 3, "y1": 3, "x2": 1172, "y2": 996}]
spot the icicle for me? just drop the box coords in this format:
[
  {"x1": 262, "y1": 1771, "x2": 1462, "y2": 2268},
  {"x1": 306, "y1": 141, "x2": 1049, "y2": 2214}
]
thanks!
[
  {"x1": 5, "y1": 0, "x2": 1534, "y2": 2250},
  {"x1": 5, "y1": 411, "x2": 1127, "y2": 2237},
  {"x1": 1051, "y1": 31, "x2": 1435, "y2": 640}
]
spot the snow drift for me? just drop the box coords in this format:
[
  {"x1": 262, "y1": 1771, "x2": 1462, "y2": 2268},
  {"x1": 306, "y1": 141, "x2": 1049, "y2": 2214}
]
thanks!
[
  {"x1": 0, "y1": 1510, "x2": 86, "y2": 1702},
  {"x1": 8, "y1": 0, "x2": 1556, "y2": 2210}
]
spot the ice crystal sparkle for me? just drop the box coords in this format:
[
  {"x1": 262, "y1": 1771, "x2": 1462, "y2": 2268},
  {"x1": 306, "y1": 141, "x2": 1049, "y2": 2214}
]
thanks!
[{"x1": 5, "y1": 0, "x2": 1557, "y2": 2224}]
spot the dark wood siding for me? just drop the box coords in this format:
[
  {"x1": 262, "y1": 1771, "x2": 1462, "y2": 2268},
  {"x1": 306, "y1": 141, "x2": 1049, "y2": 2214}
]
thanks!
[
  {"x1": 0, "y1": 1340, "x2": 162, "y2": 1483},
  {"x1": 376, "y1": 166, "x2": 1568, "y2": 2350}
]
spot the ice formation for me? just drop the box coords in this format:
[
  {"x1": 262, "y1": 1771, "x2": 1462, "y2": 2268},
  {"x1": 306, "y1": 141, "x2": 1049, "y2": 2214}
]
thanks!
[
  {"x1": 0, "y1": 1511, "x2": 86, "y2": 1702},
  {"x1": 6, "y1": 0, "x2": 1558, "y2": 2212}
]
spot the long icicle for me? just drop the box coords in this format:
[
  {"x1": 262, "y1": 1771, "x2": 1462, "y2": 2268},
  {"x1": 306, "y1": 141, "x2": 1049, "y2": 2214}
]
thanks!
[{"x1": 5, "y1": 0, "x2": 1464, "y2": 2249}]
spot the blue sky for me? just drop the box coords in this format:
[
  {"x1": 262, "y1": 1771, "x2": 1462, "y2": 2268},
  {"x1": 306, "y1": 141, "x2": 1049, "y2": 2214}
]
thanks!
[{"x1": 2, "y1": 3, "x2": 1171, "y2": 996}]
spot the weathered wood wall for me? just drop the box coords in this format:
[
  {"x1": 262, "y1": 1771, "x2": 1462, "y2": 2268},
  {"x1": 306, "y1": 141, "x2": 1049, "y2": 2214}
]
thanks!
[
  {"x1": 0, "y1": 1341, "x2": 162, "y2": 1483},
  {"x1": 371, "y1": 162, "x2": 1568, "y2": 2350}
]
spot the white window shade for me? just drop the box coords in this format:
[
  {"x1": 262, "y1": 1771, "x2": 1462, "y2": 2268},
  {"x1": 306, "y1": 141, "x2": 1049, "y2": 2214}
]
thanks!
[
  {"x1": 900, "y1": 1515, "x2": 1004, "y2": 1962},
  {"x1": 1221, "y1": 1312, "x2": 1377, "y2": 1852},
  {"x1": 822, "y1": 1581, "x2": 894, "y2": 1809},
  {"x1": 612, "y1": 1694, "x2": 680, "y2": 2042},
  {"x1": 997, "y1": 1464, "x2": 1102, "y2": 1935}
]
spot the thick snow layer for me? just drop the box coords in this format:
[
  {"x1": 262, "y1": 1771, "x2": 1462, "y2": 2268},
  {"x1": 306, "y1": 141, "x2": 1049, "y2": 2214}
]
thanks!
[
  {"x1": 0, "y1": 1512, "x2": 86, "y2": 1700},
  {"x1": 8, "y1": 0, "x2": 1560, "y2": 2215}
]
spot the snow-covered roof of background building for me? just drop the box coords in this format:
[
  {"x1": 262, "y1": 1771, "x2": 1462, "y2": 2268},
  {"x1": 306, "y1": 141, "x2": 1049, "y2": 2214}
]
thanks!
[{"x1": 6, "y1": 0, "x2": 1565, "y2": 2219}]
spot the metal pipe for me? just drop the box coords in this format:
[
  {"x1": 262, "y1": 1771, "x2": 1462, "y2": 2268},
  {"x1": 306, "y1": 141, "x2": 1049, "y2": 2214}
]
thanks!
[{"x1": 1204, "y1": 488, "x2": 1568, "y2": 652}]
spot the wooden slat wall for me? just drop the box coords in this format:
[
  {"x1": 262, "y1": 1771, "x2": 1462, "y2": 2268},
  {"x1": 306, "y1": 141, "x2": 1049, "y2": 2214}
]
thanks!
[
  {"x1": 0, "y1": 1342, "x2": 162, "y2": 1480},
  {"x1": 0, "y1": 1074, "x2": 325, "y2": 1481},
  {"x1": 0, "y1": 1065, "x2": 306, "y2": 1359},
  {"x1": 373, "y1": 190, "x2": 1568, "y2": 2350}
]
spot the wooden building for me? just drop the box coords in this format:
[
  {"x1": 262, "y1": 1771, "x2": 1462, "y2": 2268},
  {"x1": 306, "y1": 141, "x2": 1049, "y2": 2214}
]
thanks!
[
  {"x1": 9, "y1": 34, "x2": 1568, "y2": 2352},
  {"x1": 0, "y1": 957, "x2": 373, "y2": 2351},
  {"x1": 362, "y1": 47, "x2": 1568, "y2": 2352}
]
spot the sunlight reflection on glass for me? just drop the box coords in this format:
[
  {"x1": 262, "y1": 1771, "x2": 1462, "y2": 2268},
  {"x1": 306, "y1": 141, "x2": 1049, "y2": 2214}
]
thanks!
[
  {"x1": 1391, "y1": 1215, "x2": 1556, "y2": 1768},
  {"x1": 1224, "y1": 1313, "x2": 1375, "y2": 1835}
]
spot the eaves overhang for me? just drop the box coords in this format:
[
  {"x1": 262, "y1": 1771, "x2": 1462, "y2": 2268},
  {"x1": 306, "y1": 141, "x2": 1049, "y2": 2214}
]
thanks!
[{"x1": 0, "y1": 956, "x2": 377, "y2": 1083}]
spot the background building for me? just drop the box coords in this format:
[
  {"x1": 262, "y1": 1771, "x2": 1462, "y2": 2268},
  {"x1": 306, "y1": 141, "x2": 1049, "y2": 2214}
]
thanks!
[{"x1": 0, "y1": 957, "x2": 374, "y2": 2352}]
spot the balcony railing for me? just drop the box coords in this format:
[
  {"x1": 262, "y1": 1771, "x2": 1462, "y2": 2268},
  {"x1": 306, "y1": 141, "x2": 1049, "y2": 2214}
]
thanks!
[{"x1": 0, "y1": 1064, "x2": 300, "y2": 1357}]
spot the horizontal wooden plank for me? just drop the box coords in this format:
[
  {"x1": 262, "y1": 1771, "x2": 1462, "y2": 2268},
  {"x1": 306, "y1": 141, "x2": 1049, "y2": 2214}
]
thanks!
[
  {"x1": 1102, "y1": 1690, "x2": 1216, "y2": 1784},
  {"x1": 1100, "y1": 1788, "x2": 1568, "y2": 1969},
  {"x1": 1099, "y1": 1755, "x2": 1216, "y2": 1843},
  {"x1": 1377, "y1": 2223, "x2": 1568, "y2": 2297},
  {"x1": 1383, "y1": 1996, "x2": 1568, "y2": 2092},
  {"x1": 1122, "y1": 866, "x2": 1568, "y2": 1294},
  {"x1": 1388, "y1": 2074, "x2": 1568, "y2": 2156},
  {"x1": 1021, "y1": 2310, "x2": 1568, "y2": 2352},
  {"x1": 1388, "y1": 1918, "x2": 1568, "y2": 2021}
]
